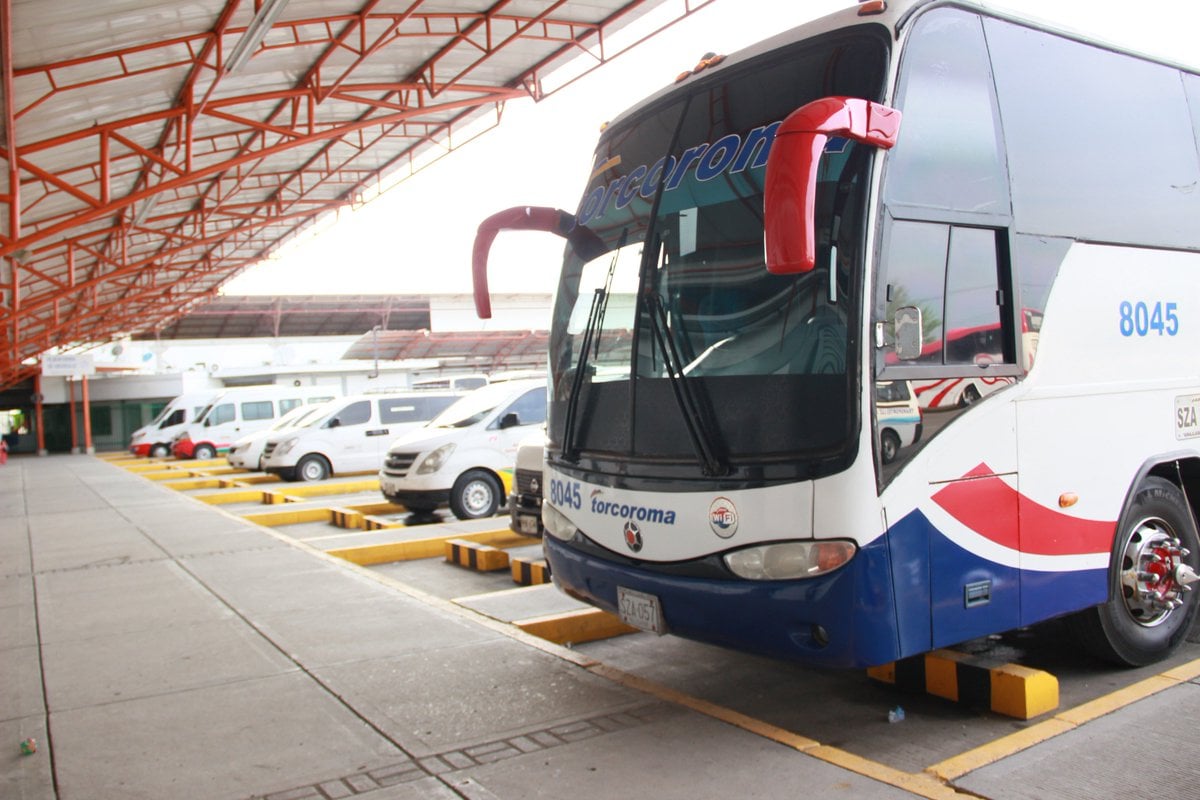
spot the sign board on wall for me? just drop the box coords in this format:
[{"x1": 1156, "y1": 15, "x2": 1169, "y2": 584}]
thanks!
[{"x1": 41, "y1": 354, "x2": 95, "y2": 377}]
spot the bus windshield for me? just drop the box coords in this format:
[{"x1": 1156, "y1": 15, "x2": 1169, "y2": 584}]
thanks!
[{"x1": 549, "y1": 30, "x2": 888, "y2": 480}]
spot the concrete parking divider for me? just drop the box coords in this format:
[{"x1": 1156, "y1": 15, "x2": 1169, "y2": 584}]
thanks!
[
  {"x1": 868, "y1": 648, "x2": 1059, "y2": 720},
  {"x1": 511, "y1": 556, "x2": 552, "y2": 586},
  {"x1": 445, "y1": 538, "x2": 510, "y2": 571},
  {"x1": 329, "y1": 529, "x2": 528, "y2": 566}
]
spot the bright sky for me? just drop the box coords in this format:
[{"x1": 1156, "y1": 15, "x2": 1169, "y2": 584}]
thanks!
[{"x1": 220, "y1": 0, "x2": 1198, "y2": 298}]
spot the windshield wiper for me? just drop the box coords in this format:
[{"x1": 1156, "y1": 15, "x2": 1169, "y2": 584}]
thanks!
[
  {"x1": 561, "y1": 231, "x2": 624, "y2": 463},
  {"x1": 643, "y1": 289, "x2": 730, "y2": 477}
]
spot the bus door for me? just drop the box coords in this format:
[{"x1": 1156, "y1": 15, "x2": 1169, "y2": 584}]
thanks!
[
  {"x1": 874, "y1": 6, "x2": 1032, "y2": 651},
  {"x1": 923, "y1": 429, "x2": 1021, "y2": 650},
  {"x1": 876, "y1": 219, "x2": 1024, "y2": 650}
]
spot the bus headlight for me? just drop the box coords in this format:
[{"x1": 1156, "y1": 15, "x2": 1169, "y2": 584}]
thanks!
[
  {"x1": 542, "y1": 503, "x2": 578, "y2": 542},
  {"x1": 416, "y1": 443, "x2": 455, "y2": 475},
  {"x1": 275, "y1": 436, "x2": 300, "y2": 456},
  {"x1": 723, "y1": 540, "x2": 856, "y2": 580}
]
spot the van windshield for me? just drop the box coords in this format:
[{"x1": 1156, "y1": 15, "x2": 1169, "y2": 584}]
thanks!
[
  {"x1": 276, "y1": 403, "x2": 329, "y2": 430},
  {"x1": 194, "y1": 403, "x2": 215, "y2": 425},
  {"x1": 428, "y1": 382, "x2": 538, "y2": 429}
]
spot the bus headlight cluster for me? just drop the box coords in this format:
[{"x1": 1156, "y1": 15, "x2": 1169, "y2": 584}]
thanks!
[
  {"x1": 416, "y1": 443, "x2": 455, "y2": 475},
  {"x1": 275, "y1": 436, "x2": 299, "y2": 456},
  {"x1": 723, "y1": 540, "x2": 856, "y2": 580},
  {"x1": 542, "y1": 503, "x2": 578, "y2": 542}
]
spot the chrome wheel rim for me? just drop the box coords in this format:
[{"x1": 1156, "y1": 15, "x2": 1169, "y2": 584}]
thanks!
[{"x1": 1119, "y1": 516, "x2": 1191, "y2": 627}]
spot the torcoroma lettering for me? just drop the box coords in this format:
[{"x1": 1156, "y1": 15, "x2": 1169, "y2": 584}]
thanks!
[
  {"x1": 576, "y1": 121, "x2": 782, "y2": 226},
  {"x1": 591, "y1": 497, "x2": 677, "y2": 525}
]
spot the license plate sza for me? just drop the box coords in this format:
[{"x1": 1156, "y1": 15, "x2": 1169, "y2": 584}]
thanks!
[{"x1": 617, "y1": 587, "x2": 666, "y2": 635}]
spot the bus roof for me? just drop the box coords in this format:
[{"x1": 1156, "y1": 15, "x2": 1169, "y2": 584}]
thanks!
[{"x1": 602, "y1": 0, "x2": 1196, "y2": 137}]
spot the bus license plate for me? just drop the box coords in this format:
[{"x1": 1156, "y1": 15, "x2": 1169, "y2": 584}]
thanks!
[{"x1": 617, "y1": 587, "x2": 666, "y2": 635}]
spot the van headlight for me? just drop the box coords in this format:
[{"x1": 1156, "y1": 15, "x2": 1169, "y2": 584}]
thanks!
[
  {"x1": 416, "y1": 443, "x2": 455, "y2": 475},
  {"x1": 723, "y1": 540, "x2": 856, "y2": 580},
  {"x1": 275, "y1": 436, "x2": 299, "y2": 456},
  {"x1": 542, "y1": 503, "x2": 578, "y2": 542}
]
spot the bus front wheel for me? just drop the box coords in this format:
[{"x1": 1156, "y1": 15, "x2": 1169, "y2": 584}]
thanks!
[{"x1": 1071, "y1": 476, "x2": 1200, "y2": 666}]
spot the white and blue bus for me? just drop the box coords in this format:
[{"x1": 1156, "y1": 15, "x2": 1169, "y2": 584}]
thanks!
[{"x1": 473, "y1": 0, "x2": 1200, "y2": 668}]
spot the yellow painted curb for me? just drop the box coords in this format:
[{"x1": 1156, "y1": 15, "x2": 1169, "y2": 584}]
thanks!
[
  {"x1": 239, "y1": 507, "x2": 332, "y2": 526},
  {"x1": 328, "y1": 529, "x2": 524, "y2": 565},
  {"x1": 928, "y1": 655, "x2": 1200, "y2": 781},
  {"x1": 161, "y1": 478, "x2": 223, "y2": 491},
  {"x1": 193, "y1": 489, "x2": 266, "y2": 505},
  {"x1": 273, "y1": 478, "x2": 379, "y2": 497},
  {"x1": 515, "y1": 608, "x2": 637, "y2": 645}
]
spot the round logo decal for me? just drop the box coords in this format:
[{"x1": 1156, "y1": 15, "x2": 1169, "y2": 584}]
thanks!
[
  {"x1": 623, "y1": 520, "x2": 643, "y2": 553},
  {"x1": 708, "y1": 497, "x2": 738, "y2": 538}
]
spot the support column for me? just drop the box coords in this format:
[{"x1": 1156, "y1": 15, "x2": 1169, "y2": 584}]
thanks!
[
  {"x1": 34, "y1": 373, "x2": 46, "y2": 455},
  {"x1": 69, "y1": 379, "x2": 79, "y2": 453},
  {"x1": 81, "y1": 375, "x2": 94, "y2": 454}
]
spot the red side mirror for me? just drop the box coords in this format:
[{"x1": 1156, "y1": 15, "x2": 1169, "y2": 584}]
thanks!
[
  {"x1": 764, "y1": 97, "x2": 901, "y2": 274},
  {"x1": 471, "y1": 206, "x2": 603, "y2": 319}
]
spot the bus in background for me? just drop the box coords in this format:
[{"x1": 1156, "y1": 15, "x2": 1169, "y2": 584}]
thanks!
[
  {"x1": 908, "y1": 310, "x2": 1043, "y2": 409},
  {"x1": 128, "y1": 391, "x2": 216, "y2": 457},
  {"x1": 472, "y1": 1, "x2": 1200, "y2": 669}
]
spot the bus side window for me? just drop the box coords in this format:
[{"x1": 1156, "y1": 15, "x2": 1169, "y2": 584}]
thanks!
[{"x1": 879, "y1": 221, "x2": 1010, "y2": 367}]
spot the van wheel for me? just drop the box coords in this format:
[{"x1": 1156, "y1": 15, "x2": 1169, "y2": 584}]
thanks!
[
  {"x1": 193, "y1": 444, "x2": 216, "y2": 460},
  {"x1": 880, "y1": 430, "x2": 900, "y2": 464},
  {"x1": 149, "y1": 443, "x2": 171, "y2": 458},
  {"x1": 450, "y1": 470, "x2": 502, "y2": 520},
  {"x1": 1070, "y1": 477, "x2": 1200, "y2": 666},
  {"x1": 296, "y1": 454, "x2": 330, "y2": 482}
]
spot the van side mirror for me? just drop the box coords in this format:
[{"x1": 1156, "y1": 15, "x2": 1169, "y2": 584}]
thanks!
[
  {"x1": 764, "y1": 97, "x2": 901, "y2": 274},
  {"x1": 498, "y1": 412, "x2": 521, "y2": 429},
  {"x1": 327, "y1": 417, "x2": 341, "y2": 429}
]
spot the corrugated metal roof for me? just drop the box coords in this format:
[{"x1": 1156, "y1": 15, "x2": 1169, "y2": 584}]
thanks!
[
  {"x1": 0, "y1": 0, "x2": 713, "y2": 389},
  {"x1": 132, "y1": 293, "x2": 433, "y2": 338},
  {"x1": 343, "y1": 326, "x2": 550, "y2": 371}
]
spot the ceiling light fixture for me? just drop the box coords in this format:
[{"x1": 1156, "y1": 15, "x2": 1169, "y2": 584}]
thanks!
[{"x1": 224, "y1": 0, "x2": 291, "y2": 74}]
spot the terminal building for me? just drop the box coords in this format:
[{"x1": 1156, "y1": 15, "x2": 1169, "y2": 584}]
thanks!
[{"x1": 0, "y1": 293, "x2": 551, "y2": 454}]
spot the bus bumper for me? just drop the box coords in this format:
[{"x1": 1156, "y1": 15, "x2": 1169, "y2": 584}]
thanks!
[{"x1": 543, "y1": 534, "x2": 902, "y2": 669}]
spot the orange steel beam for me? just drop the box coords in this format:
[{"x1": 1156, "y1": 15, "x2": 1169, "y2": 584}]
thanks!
[{"x1": 0, "y1": 0, "x2": 714, "y2": 390}]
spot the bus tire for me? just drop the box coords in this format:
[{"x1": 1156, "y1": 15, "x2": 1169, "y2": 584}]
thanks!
[
  {"x1": 296, "y1": 454, "x2": 330, "y2": 482},
  {"x1": 193, "y1": 443, "x2": 216, "y2": 460},
  {"x1": 1070, "y1": 476, "x2": 1200, "y2": 666},
  {"x1": 450, "y1": 470, "x2": 502, "y2": 520}
]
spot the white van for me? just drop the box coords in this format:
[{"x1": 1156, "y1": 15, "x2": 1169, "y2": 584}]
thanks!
[
  {"x1": 379, "y1": 378, "x2": 547, "y2": 519},
  {"x1": 225, "y1": 401, "x2": 334, "y2": 471},
  {"x1": 128, "y1": 391, "x2": 216, "y2": 457},
  {"x1": 173, "y1": 385, "x2": 338, "y2": 459},
  {"x1": 876, "y1": 380, "x2": 923, "y2": 464},
  {"x1": 260, "y1": 390, "x2": 462, "y2": 481}
]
